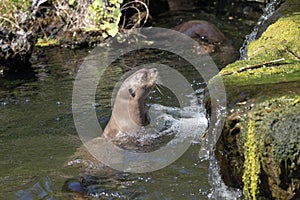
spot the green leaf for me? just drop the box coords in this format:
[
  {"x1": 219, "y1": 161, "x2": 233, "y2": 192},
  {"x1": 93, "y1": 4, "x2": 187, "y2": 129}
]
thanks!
[
  {"x1": 107, "y1": 23, "x2": 119, "y2": 37},
  {"x1": 113, "y1": 8, "x2": 121, "y2": 19},
  {"x1": 83, "y1": 26, "x2": 100, "y2": 32},
  {"x1": 68, "y1": 0, "x2": 75, "y2": 7},
  {"x1": 102, "y1": 32, "x2": 108, "y2": 38},
  {"x1": 92, "y1": 0, "x2": 103, "y2": 7}
]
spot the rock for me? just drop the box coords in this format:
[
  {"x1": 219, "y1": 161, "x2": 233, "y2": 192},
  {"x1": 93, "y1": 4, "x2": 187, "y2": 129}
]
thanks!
[
  {"x1": 0, "y1": 27, "x2": 36, "y2": 72},
  {"x1": 205, "y1": 5, "x2": 300, "y2": 200},
  {"x1": 215, "y1": 96, "x2": 300, "y2": 199}
]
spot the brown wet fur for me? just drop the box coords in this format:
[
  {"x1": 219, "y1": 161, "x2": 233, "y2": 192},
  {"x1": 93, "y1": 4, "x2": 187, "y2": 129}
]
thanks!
[
  {"x1": 103, "y1": 68, "x2": 158, "y2": 139},
  {"x1": 173, "y1": 20, "x2": 228, "y2": 53}
]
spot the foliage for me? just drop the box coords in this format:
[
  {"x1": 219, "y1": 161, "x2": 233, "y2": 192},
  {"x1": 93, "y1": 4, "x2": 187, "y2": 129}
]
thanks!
[
  {"x1": 52, "y1": 0, "x2": 126, "y2": 38},
  {"x1": 1, "y1": 0, "x2": 149, "y2": 46},
  {"x1": 0, "y1": 0, "x2": 31, "y2": 28},
  {"x1": 88, "y1": 0, "x2": 123, "y2": 38}
]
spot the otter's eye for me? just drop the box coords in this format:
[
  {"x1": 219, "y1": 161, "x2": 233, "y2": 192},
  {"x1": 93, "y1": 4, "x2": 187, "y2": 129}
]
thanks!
[
  {"x1": 129, "y1": 88, "x2": 136, "y2": 98},
  {"x1": 197, "y1": 34, "x2": 214, "y2": 44},
  {"x1": 142, "y1": 73, "x2": 147, "y2": 80}
]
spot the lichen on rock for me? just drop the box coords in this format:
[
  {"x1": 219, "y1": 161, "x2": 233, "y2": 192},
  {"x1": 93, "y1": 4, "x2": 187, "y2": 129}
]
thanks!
[{"x1": 242, "y1": 116, "x2": 261, "y2": 200}]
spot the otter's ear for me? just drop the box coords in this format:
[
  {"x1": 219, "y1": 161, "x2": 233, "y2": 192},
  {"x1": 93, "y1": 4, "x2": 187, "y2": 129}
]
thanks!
[{"x1": 129, "y1": 88, "x2": 136, "y2": 98}]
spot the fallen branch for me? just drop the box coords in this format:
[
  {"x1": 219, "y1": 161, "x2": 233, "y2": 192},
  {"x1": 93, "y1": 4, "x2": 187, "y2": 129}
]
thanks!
[
  {"x1": 238, "y1": 58, "x2": 285, "y2": 72},
  {"x1": 222, "y1": 58, "x2": 286, "y2": 76}
]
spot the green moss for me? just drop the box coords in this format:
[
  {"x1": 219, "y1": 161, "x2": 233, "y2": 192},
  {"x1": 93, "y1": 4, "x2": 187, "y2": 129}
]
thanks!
[
  {"x1": 242, "y1": 117, "x2": 261, "y2": 200},
  {"x1": 265, "y1": 97, "x2": 300, "y2": 166},
  {"x1": 214, "y1": 13, "x2": 300, "y2": 87},
  {"x1": 234, "y1": 95, "x2": 300, "y2": 199},
  {"x1": 293, "y1": 96, "x2": 300, "y2": 105},
  {"x1": 210, "y1": 9, "x2": 300, "y2": 199},
  {"x1": 36, "y1": 38, "x2": 59, "y2": 47},
  {"x1": 218, "y1": 61, "x2": 300, "y2": 86},
  {"x1": 248, "y1": 15, "x2": 300, "y2": 60}
]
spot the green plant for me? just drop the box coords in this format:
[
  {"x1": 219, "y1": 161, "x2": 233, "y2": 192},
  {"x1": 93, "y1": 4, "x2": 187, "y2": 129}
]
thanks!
[
  {"x1": 0, "y1": 0, "x2": 31, "y2": 28},
  {"x1": 88, "y1": 0, "x2": 123, "y2": 38},
  {"x1": 67, "y1": 0, "x2": 77, "y2": 8}
]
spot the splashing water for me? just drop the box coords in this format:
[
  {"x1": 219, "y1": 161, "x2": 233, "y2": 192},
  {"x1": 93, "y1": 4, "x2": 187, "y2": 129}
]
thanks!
[
  {"x1": 205, "y1": 107, "x2": 243, "y2": 199},
  {"x1": 113, "y1": 93, "x2": 208, "y2": 152}
]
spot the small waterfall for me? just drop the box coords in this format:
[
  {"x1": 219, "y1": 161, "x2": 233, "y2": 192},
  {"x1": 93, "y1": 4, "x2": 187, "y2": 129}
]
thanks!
[
  {"x1": 199, "y1": 102, "x2": 243, "y2": 199},
  {"x1": 208, "y1": 155, "x2": 243, "y2": 199},
  {"x1": 239, "y1": 0, "x2": 282, "y2": 60}
]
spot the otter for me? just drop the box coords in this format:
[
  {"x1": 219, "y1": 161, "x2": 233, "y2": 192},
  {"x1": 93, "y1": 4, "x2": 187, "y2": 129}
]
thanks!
[
  {"x1": 173, "y1": 20, "x2": 237, "y2": 66},
  {"x1": 173, "y1": 20, "x2": 228, "y2": 53},
  {"x1": 66, "y1": 68, "x2": 158, "y2": 195},
  {"x1": 68, "y1": 68, "x2": 158, "y2": 165},
  {"x1": 103, "y1": 68, "x2": 158, "y2": 139}
]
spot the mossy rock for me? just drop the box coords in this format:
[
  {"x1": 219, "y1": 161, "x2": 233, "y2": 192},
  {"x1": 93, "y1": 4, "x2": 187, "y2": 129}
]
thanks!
[
  {"x1": 214, "y1": 13, "x2": 300, "y2": 89},
  {"x1": 242, "y1": 97, "x2": 300, "y2": 200},
  {"x1": 215, "y1": 95, "x2": 300, "y2": 200},
  {"x1": 209, "y1": 8, "x2": 300, "y2": 200},
  {"x1": 248, "y1": 14, "x2": 300, "y2": 61}
]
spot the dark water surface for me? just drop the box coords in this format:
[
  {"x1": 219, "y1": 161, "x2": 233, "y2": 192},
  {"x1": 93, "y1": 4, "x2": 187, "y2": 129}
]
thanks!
[
  {"x1": 0, "y1": 47, "x2": 212, "y2": 199},
  {"x1": 0, "y1": 48, "x2": 88, "y2": 199}
]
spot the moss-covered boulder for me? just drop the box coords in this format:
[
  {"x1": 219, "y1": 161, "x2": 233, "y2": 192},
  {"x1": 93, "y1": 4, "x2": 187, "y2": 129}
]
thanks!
[
  {"x1": 219, "y1": 14, "x2": 300, "y2": 90},
  {"x1": 247, "y1": 15, "x2": 300, "y2": 61},
  {"x1": 207, "y1": 6, "x2": 300, "y2": 200},
  {"x1": 216, "y1": 95, "x2": 300, "y2": 199}
]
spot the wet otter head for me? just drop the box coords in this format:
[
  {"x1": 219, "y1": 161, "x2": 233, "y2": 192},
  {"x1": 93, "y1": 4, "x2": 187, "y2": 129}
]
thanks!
[
  {"x1": 103, "y1": 68, "x2": 158, "y2": 139},
  {"x1": 173, "y1": 20, "x2": 228, "y2": 53},
  {"x1": 173, "y1": 20, "x2": 237, "y2": 67}
]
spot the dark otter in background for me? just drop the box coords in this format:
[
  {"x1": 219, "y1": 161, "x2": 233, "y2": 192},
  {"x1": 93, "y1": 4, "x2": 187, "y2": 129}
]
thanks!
[{"x1": 173, "y1": 20, "x2": 237, "y2": 67}]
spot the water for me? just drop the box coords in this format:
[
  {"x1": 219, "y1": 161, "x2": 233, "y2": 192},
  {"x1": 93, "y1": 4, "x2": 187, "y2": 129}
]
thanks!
[
  {"x1": 0, "y1": 46, "x2": 214, "y2": 199},
  {"x1": 0, "y1": 48, "x2": 87, "y2": 199}
]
